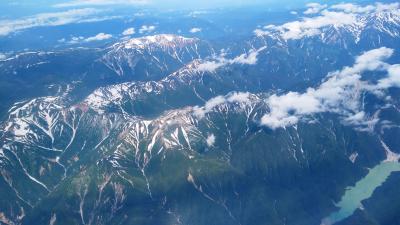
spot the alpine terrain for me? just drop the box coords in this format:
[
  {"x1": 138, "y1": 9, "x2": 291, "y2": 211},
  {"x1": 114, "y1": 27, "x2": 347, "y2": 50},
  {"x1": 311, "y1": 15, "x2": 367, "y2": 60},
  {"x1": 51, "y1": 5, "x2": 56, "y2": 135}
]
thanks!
[{"x1": 1, "y1": 1, "x2": 400, "y2": 225}]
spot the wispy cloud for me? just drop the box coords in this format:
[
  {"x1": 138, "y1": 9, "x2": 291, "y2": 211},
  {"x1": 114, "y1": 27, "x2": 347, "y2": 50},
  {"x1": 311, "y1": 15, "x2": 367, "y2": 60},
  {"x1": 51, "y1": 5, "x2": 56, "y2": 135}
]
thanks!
[
  {"x1": 139, "y1": 25, "x2": 156, "y2": 34},
  {"x1": 330, "y1": 3, "x2": 375, "y2": 14},
  {"x1": 59, "y1": 32, "x2": 112, "y2": 44},
  {"x1": 54, "y1": 0, "x2": 148, "y2": 8},
  {"x1": 196, "y1": 46, "x2": 266, "y2": 72},
  {"x1": 190, "y1": 27, "x2": 202, "y2": 33},
  {"x1": 196, "y1": 61, "x2": 226, "y2": 73},
  {"x1": 193, "y1": 92, "x2": 252, "y2": 118},
  {"x1": 0, "y1": 8, "x2": 104, "y2": 36},
  {"x1": 122, "y1": 27, "x2": 135, "y2": 36},
  {"x1": 85, "y1": 32, "x2": 112, "y2": 42},
  {"x1": 230, "y1": 46, "x2": 267, "y2": 65},
  {"x1": 303, "y1": 3, "x2": 327, "y2": 15},
  {"x1": 64, "y1": 36, "x2": 85, "y2": 44}
]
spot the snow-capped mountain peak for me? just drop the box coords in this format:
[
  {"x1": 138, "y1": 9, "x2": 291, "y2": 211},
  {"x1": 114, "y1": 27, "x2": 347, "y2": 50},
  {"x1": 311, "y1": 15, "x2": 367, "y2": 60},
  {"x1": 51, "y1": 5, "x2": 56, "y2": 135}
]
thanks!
[
  {"x1": 255, "y1": 2, "x2": 400, "y2": 44},
  {"x1": 112, "y1": 34, "x2": 198, "y2": 50},
  {"x1": 101, "y1": 34, "x2": 212, "y2": 78}
]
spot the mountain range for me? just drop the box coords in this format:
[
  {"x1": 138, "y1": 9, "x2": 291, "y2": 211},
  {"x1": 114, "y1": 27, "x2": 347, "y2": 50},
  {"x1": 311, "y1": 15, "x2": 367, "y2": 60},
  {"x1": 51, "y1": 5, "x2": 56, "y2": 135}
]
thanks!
[{"x1": 1, "y1": 2, "x2": 400, "y2": 225}]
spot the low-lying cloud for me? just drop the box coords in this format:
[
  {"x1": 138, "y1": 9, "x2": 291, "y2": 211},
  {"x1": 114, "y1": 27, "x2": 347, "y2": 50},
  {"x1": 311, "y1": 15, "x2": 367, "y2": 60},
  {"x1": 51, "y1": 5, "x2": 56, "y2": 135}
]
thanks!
[
  {"x1": 206, "y1": 134, "x2": 216, "y2": 147},
  {"x1": 261, "y1": 47, "x2": 399, "y2": 130},
  {"x1": 193, "y1": 92, "x2": 251, "y2": 118},
  {"x1": 196, "y1": 46, "x2": 266, "y2": 72},
  {"x1": 193, "y1": 48, "x2": 400, "y2": 132},
  {"x1": 303, "y1": 3, "x2": 327, "y2": 15}
]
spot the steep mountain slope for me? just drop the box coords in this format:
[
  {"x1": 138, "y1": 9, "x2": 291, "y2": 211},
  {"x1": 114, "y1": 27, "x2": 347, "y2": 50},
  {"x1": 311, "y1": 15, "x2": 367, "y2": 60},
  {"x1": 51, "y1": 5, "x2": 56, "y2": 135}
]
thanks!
[
  {"x1": 102, "y1": 34, "x2": 214, "y2": 79},
  {"x1": 0, "y1": 35, "x2": 214, "y2": 119},
  {"x1": 1, "y1": 2, "x2": 400, "y2": 225},
  {"x1": 2, "y1": 47, "x2": 400, "y2": 225},
  {"x1": 2, "y1": 89, "x2": 399, "y2": 225}
]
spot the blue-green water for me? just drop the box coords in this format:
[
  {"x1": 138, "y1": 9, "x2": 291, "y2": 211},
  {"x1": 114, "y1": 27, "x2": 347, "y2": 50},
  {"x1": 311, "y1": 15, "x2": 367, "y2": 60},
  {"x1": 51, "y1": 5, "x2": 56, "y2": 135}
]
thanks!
[{"x1": 322, "y1": 161, "x2": 400, "y2": 225}]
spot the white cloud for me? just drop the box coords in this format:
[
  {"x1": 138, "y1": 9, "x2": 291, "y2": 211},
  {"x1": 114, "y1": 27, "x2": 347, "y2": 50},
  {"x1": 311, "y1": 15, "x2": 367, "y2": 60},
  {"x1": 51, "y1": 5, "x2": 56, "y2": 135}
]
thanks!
[
  {"x1": 375, "y1": 2, "x2": 400, "y2": 12},
  {"x1": 261, "y1": 47, "x2": 398, "y2": 130},
  {"x1": 192, "y1": 48, "x2": 399, "y2": 131},
  {"x1": 330, "y1": 3, "x2": 375, "y2": 14},
  {"x1": 193, "y1": 92, "x2": 252, "y2": 118},
  {"x1": 84, "y1": 32, "x2": 112, "y2": 42},
  {"x1": 68, "y1": 36, "x2": 85, "y2": 44},
  {"x1": 0, "y1": 53, "x2": 6, "y2": 60},
  {"x1": 122, "y1": 27, "x2": 135, "y2": 36},
  {"x1": 261, "y1": 92, "x2": 322, "y2": 129},
  {"x1": 188, "y1": 10, "x2": 209, "y2": 17},
  {"x1": 139, "y1": 25, "x2": 156, "y2": 34},
  {"x1": 254, "y1": 3, "x2": 400, "y2": 40},
  {"x1": 253, "y1": 28, "x2": 267, "y2": 37},
  {"x1": 194, "y1": 96, "x2": 226, "y2": 118},
  {"x1": 230, "y1": 46, "x2": 266, "y2": 65},
  {"x1": 62, "y1": 33, "x2": 112, "y2": 44},
  {"x1": 227, "y1": 92, "x2": 251, "y2": 103},
  {"x1": 0, "y1": 8, "x2": 103, "y2": 36},
  {"x1": 304, "y1": 3, "x2": 327, "y2": 15},
  {"x1": 376, "y1": 64, "x2": 400, "y2": 89},
  {"x1": 190, "y1": 27, "x2": 202, "y2": 33},
  {"x1": 290, "y1": 11, "x2": 298, "y2": 15},
  {"x1": 196, "y1": 61, "x2": 226, "y2": 72},
  {"x1": 353, "y1": 47, "x2": 393, "y2": 71},
  {"x1": 54, "y1": 0, "x2": 148, "y2": 7},
  {"x1": 206, "y1": 134, "x2": 216, "y2": 147},
  {"x1": 257, "y1": 10, "x2": 357, "y2": 40},
  {"x1": 196, "y1": 46, "x2": 266, "y2": 72},
  {"x1": 343, "y1": 111, "x2": 378, "y2": 130}
]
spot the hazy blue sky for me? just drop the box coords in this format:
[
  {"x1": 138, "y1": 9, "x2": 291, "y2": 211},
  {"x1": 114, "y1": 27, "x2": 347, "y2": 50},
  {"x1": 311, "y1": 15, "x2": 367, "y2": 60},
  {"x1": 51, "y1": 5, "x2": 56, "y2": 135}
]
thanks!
[
  {"x1": 149, "y1": 0, "x2": 303, "y2": 8},
  {"x1": 4, "y1": 0, "x2": 308, "y2": 7},
  {"x1": 1, "y1": 0, "x2": 376, "y2": 19},
  {"x1": 0, "y1": 0, "x2": 319, "y2": 19},
  {"x1": 2, "y1": 0, "x2": 314, "y2": 12}
]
